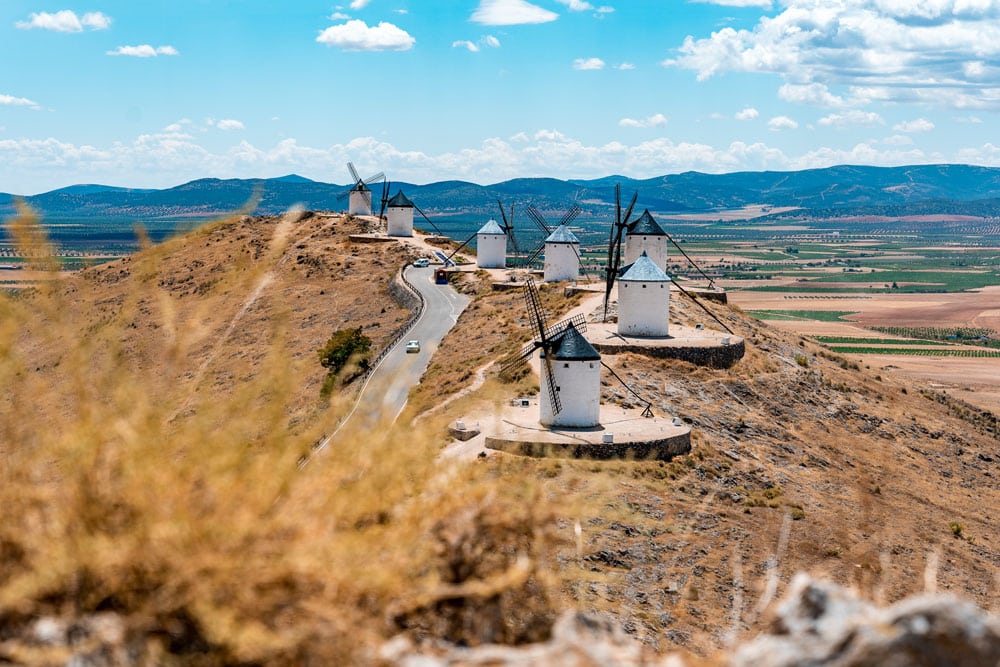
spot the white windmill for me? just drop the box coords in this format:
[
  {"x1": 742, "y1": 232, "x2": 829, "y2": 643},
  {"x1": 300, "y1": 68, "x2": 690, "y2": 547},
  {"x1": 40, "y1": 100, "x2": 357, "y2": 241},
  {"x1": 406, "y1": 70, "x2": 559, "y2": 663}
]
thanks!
[
  {"x1": 500, "y1": 279, "x2": 602, "y2": 428},
  {"x1": 522, "y1": 204, "x2": 585, "y2": 282},
  {"x1": 337, "y1": 162, "x2": 384, "y2": 216},
  {"x1": 385, "y1": 190, "x2": 415, "y2": 237},
  {"x1": 617, "y1": 251, "x2": 671, "y2": 337},
  {"x1": 624, "y1": 209, "x2": 669, "y2": 271}
]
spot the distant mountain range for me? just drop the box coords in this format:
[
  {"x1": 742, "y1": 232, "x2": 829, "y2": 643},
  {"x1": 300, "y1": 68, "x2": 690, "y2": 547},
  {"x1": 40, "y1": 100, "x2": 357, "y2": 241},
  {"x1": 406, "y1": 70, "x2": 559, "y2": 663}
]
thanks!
[{"x1": 4, "y1": 164, "x2": 1000, "y2": 221}]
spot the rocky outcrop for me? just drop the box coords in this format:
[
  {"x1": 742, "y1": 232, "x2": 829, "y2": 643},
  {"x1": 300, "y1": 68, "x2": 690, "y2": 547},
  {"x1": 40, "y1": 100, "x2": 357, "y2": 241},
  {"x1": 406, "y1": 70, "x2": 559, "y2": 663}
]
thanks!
[
  {"x1": 383, "y1": 575, "x2": 1000, "y2": 667},
  {"x1": 732, "y1": 574, "x2": 1000, "y2": 667}
]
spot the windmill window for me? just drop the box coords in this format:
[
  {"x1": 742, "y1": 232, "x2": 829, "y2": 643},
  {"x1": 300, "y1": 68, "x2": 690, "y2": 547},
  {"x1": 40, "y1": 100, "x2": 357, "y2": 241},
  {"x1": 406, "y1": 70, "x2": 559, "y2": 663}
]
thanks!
[
  {"x1": 563, "y1": 363, "x2": 569, "y2": 368},
  {"x1": 642, "y1": 284, "x2": 647, "y2": 288},
  {"x1": 556, "y1": 386, "x2": 561, "y2": 392}
]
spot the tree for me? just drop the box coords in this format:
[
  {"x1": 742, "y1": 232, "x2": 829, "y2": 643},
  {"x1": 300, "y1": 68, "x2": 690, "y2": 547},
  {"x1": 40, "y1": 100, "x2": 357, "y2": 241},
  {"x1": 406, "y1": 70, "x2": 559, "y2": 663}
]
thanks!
[{"x1": 318, "y1": 327, "x2": 372, "y2": 393}]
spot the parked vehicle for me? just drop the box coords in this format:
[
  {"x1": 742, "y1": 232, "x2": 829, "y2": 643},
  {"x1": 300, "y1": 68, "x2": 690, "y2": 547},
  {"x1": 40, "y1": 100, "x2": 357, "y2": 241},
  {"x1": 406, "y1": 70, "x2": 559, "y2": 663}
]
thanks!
[
  {"x1": 405, "y1": 340, "x2": 420, "y2": 353},
  {"x1": 413, "y1": 258, "x2": 429, "y2": 267}
]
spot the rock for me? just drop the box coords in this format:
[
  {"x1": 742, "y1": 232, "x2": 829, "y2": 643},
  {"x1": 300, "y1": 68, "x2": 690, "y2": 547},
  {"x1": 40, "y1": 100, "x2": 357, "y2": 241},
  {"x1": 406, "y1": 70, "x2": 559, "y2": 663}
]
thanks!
[
  {"x1": 731, "y1": 573, "x2": 1000, "y2": 667},
  {"x1": 380, "y1": 610, "x2": 688, "y2": 666}
]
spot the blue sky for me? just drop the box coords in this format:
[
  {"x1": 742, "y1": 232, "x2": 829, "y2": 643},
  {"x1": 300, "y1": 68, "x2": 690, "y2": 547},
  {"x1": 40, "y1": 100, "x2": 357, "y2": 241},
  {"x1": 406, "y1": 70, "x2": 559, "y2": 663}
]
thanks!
[{"x1": 2, "y1": 0, "x2": 999, "y2": 193}]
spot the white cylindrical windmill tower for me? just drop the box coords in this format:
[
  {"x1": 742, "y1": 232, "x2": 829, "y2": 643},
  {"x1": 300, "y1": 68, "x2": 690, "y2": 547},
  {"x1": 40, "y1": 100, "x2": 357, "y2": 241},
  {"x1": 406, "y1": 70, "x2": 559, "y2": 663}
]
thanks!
[
  {"x1": 386, "y1": 190, "x2": 415, "y2": 237},
  {"x1": 543, "y1": 225, "x2": 581, "y2": 282},
  {"x1": 624, "y1": 209, "x2": 669, "y2": 271},
  {"x1": 539, "y1": 323, "x2": 602, "y2": 428},
  {"x1": 476, "y1": 218, "x2": 506, "y2": 268},
  {"x1": 349, "y1": 183, "x2": 373, "y2": 216},
  {"x1": 618, "y1": 251, "x2": 671, "y2": 337}
]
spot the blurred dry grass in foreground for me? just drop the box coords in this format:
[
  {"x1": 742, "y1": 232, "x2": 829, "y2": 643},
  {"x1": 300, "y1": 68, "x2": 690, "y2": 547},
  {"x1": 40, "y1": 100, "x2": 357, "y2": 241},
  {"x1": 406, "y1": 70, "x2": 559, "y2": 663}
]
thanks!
[{"x1": 0, "y1": 206, "x2": 567, "y2": 664}]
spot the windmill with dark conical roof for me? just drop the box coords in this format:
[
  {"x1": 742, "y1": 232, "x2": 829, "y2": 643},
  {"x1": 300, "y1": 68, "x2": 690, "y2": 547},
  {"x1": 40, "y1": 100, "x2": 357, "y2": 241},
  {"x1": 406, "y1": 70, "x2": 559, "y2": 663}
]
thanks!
[
  {"x1": 337, "y1": 162, "x2": 384, "y2": 216},
  {"x1": 386, "y1": 190, "x2": 415, "y2": 237},
  {"x1": 625, "y1": 209, "x2": 669, "y2": 271},
  {"x1": 500, "y1": 278, "x2": 602, "y2": 428}
]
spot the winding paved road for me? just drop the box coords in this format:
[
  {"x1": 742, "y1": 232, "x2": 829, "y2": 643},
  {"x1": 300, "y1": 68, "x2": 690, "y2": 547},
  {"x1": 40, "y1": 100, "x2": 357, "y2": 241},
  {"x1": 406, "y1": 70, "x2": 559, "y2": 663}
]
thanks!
[
  {"x1": 310, "y1": 265, "x2": 470, "y2": 460},
  {"x1": 366, "y1": 266, "x2": 470, "y2": 422}
]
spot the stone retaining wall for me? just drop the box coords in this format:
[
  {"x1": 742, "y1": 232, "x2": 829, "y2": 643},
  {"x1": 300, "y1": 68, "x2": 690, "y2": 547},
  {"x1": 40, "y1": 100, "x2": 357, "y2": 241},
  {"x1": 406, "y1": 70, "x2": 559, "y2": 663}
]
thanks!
[
  {"x1": 592, "y1": 339, "x2": 745, "y2": 369},
  {"x1": 485, "y1": 432, "x2": 690, "y2": 462}
]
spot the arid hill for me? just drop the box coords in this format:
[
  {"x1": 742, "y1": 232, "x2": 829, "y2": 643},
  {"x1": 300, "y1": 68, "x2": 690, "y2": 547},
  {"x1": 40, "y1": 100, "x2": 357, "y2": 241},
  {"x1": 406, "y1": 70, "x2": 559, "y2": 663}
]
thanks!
[{"x1": 1, "y1": 211, "x2": 997, "y2": 664}]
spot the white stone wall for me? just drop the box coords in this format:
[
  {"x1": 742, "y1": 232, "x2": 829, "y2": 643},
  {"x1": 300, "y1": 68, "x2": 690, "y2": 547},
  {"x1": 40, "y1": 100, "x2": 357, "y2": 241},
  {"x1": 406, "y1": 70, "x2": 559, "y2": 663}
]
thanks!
[
  {"x1": 539, "y1": 355, "x2": 601, "y2": 428},
  {"x1": 624, "y1": 235, "x2": 669, "y2": 271},
  {"x1": 349, "y1": 190, "x2": 372, "y2": 216},
  {"x1": 618, "y1": 280, "x2": 670, "y2": 337},
  {"x1": 386, "y1": 206, "x2": 414, "y2": 237},
  {"x1": 477, "y1": 233, "x2": 506, "y2": 268},
  {"x1": 543, "y1": 242, "x2": 580, "y2": 282}
]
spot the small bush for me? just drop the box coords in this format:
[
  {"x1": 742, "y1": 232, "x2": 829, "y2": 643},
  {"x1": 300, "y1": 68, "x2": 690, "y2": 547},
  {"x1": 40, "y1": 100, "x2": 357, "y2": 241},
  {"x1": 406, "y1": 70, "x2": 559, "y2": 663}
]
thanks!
[
  {"x1": 795, "y1": 354, "x2": 809, "y2": 368},
  {"x1": 318, "y1": 327, "x2": 372, "y2": 393}
]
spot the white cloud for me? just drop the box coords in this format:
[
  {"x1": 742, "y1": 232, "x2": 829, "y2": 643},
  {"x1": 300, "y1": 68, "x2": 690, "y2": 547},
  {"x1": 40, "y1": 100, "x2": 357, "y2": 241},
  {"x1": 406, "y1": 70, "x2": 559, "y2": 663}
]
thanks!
[
  {"x1": 666, "y1": 0, "x2": 1000, "y2": 110},
  {"x1": 818, "y1": 110, "x2": 884, "y2": 128},
  {"x1": 893, "y1": 118, "x2": 934, "y2": 133},
  {"x1": 768, "y1": 115, "x2": 798, "y2": 130},
  {"x1": 107, "y1": 45, "x2": 179, "y2": 57},
  {"x1": 16, "y1": 10, "x2": 111, "y2": 32},
  {"x1": 615, "y1": 62, "x2": 635, "y2": 70},
  {"x1": 349, "y1": 0, "x2": 371, "y2": 8},
  {"x1": 619, "y1": 113, "x2": 668, "y2": 128},
  {"x1": 453, "y1": 35, "x2": 501, "y2": 52},
  {"x1": 0, "y1": 94, "x2": 40, "y2": 110},
  {"x1": 16, "y1": 128, "x2": 1000, "y2": 193},
  {"x1": 317, "y1": 20, "x2": 415, "y2": 51},
  {"x1": 691, "y1": 0, "x2": 771, "y2": 6},
  {"x1": 556, "y1": 0, "x2": 593, "y2": 10},
  {"x1": 573, "y1": 57, "x2": 605, "y2": 70},
  {"x1": 735, "y1": 107, "x2": 759, "y2": 120},
  {"x1": 956, "y1": 115, "x2": 983, "y2": 123},
  {"x1": 778, "y1": 83, "x2": 848, "y2": 108},
  {"x1": 596, "y1": 6, "x2": 615, "y2": 14},
  {"x1": 216, "y1": 119, "x2": 245, "y2": 131},
  {"x1": 329, "y1": 12, "x2": 351, "y2": 20},
  {"x1": 471, "y1": 0, "x2": 558, "y2": 25}
]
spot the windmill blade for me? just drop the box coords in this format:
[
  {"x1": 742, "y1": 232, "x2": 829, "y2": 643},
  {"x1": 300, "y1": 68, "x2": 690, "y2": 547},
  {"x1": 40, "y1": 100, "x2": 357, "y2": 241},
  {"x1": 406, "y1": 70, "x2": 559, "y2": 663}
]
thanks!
[
  {"x1": 412, "y1": 203, "x2": 446, "y2": 236},
  {"x1": 569, "y1": 240, "x2": 592, "y2": 281},
  {"x1": 600, "y1": 361, "x2": 653, "y2": 418},
  {"x1": 363, "y1": 171, "x2": 385, "y2": 186},
  {"x1": 378, "y1": 180, "x2": 390, "y2": 220},
  {"x1": 347, "y1": 161, "x2": 362, "y2": 185},
  {"x1": 542, "y1": 353, "x2": 562, "y2": 415},
  {"x1": 336, "y1": 189, "x2": 352, "y2": 202},
  {"x1": 669, "y1": 275, "x2": 734, "y2": 335},
  {"x1": 445, "y1": 231, "x2": 478, "y2": 263},
  {"x1": 525, "y1": 206, "x2": 551, "y2": 235},
  {"x1": 542, "y1": 313, "x2": 586, "y2": 341},
  {"x1": 498, "y1": 340, "x2": 540, "y2": 377},
  {"x1": 523, "y1": 277, "x2": 548, "y2": 342},
  {"x1": 621, "y1": 191, "x2": 638, "y2": 227},
  {"x1": 556, "y1": 204, "x2": 582, "y2": 228},
  {"x1": 523, "y1": 240, "x2": 546, "y2": 269},
  {"x1": 497, "y1": 199, "x2": 521, "y2": 261},
  {"x1": 666, "y1": 232, "x2": 716, "y2": 289},
  {"x1": 360, "y1": 189, "x2": 373, "y2": 211}
]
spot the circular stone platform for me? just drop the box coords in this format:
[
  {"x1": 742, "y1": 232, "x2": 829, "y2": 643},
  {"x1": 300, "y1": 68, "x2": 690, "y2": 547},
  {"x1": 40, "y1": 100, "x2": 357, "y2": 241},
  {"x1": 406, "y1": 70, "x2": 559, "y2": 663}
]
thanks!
[
  {"x1": 583, "y1": 322, "x2": 745, "y2": 369},
  {"x1": 480, "y1": 400, "x2": 691, "y2": 462}
]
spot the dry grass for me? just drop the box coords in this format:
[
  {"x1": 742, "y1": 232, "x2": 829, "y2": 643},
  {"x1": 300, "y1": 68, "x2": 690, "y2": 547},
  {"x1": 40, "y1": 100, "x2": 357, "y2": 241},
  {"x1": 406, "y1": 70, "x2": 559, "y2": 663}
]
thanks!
[{"x1": 0, "y1": 207, "x2": 570, "y2": 663}]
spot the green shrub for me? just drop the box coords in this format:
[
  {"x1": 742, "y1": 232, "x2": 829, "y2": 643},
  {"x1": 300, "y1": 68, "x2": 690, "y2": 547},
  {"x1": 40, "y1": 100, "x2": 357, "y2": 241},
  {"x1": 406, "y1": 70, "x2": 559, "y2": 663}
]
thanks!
[{"x1": 318, "y1": 327, "x2": 372, "y2": 393}]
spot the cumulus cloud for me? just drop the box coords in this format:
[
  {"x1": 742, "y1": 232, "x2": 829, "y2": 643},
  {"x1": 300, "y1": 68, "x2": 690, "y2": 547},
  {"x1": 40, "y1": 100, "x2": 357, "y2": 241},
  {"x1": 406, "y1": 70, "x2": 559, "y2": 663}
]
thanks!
[
  {"x1": 818, "y1": 110, "x2": 883, "y2": 128},
  {"x1": 317, "y1": 20, "x2": 414, "y2": 51},
  {"x1": 573, "y1": 57, "x2": 605, "y2": 70},
  {"x1": 329, "y1": 12, "x2": 351, "y2": 20},
  {"x1": 471, "y1": 0, "x2": 558, "y2": 25},
  {"x1": 349, "y1": 0, "x2": 371, "y2": 7},
  {"x1": 735, "y1": 107, "x2": 759, "y2": 120},
  {"x1": 556, "y1": 0, "x2": 594, "y2": 9},
  {"x1": 893, "y1": 118, "x2": 934, "y2": 133},
  {"x1": 768, "y1": 115, "x2": 798, "y2": 130},
  {"x1": 0, "y1": 94, "x2": 40, "y2": 109},
  {"x1": 615, "y1": 62, "x2": 635, "y2": 70},
  {"x1": 16, "y1": 10, "x2": 111, "y2": 32},
  {"x1": 15, "y1": 128, "x2": 1000, "y2": 193},
  {"x1": 666, "y1": 0, "x2": 1000, "y2": 109},
  {"x1": 619, "y1": 113, "x2": 668, "y2": 128},
  {"x1": 106, "y1": 45, "x2": 179, "y2": 57}
]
